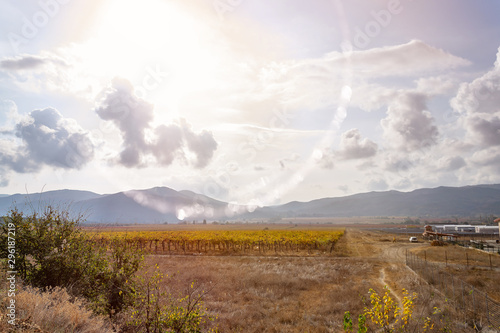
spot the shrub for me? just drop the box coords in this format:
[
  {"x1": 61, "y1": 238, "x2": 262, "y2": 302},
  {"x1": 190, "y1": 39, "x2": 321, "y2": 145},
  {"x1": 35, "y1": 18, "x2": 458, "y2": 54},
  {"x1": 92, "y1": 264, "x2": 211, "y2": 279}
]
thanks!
[
  {"x1": 122, "y1": 267, "x2": 218, "y2": 333},
  {"x1": 0, "y1": 206, "x2": 143, "y2": 317},
  {"x1": 343, "y1": 286, "x2": 451, "y2": 333}
]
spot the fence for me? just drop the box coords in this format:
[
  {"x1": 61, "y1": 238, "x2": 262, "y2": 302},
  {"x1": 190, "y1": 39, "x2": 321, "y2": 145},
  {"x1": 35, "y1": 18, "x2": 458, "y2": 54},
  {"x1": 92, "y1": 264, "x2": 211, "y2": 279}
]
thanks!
[
  {"x1": 457, "y1": 241, "x2": 500, "y2": 255},
  {"x1": 414, "y1": 246, "x2": 500, "y2": 270},
  {"x1": 406, "y1": 251, "x2": 500, "y2": 331}
]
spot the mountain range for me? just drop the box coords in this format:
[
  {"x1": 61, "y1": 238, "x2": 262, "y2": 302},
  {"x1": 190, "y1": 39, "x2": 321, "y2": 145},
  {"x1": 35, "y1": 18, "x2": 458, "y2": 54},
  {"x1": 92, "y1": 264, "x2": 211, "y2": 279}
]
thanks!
[{"x1": 1, "y1": 184, "x2": 499, "y2": 223}]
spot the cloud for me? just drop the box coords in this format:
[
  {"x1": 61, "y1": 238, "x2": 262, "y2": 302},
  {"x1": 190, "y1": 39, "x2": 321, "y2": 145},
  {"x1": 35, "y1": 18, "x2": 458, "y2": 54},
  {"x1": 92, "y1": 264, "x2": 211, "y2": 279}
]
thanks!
[
  {"x1": 351, "y1": 84, "x2": 396, "y2": 112},
  {"x1": 314, "y1": 149, "x2": 335, "y2": 169},
  {"x1": 437, "y1": 156, "x2": 466, "y2": 171},
  {"x1": 383, "y1": 153, "x2": 414, "y2": 173},
  {"x1": 0, "y1": 54, "x2": 68, "y2": 72},
  {"x1": 321, "y1": 40, "x2": 470, "y2": 79},
  {"x1": 337, "y1": 129, "x2": 377, "y2": 160},
  {"x1": 151, "y1": 124, "x2": 183, "y2": 166},
  {"x1": 181, "y1": 120, "x2": 218, "y2": 168},
  {"x1": 253, "y1": 40, "x2": 470, "y2": 118},
  {"x1": 381, "y1": 92, "x2": 439, "y2": 151},
  {"x1": 0, "y1": 55, "x2": 47, "y2": 70},
  {"x1": 0, "y1": 51, "x2": 100, "y2": 99},
  {"x1": 466, "y1": 115, "x2": 500, "y2": 147},
  {"x1": 0, "y1": 100, "x2": 22, "y2": 131},
  {"x1": 471, "y1": 147, "x2": 500, "y2": 168},
  {"x1": 367, "y1": 178, "x2": 388, "y2": 191},
  {"x1": 95, "y1": 78, "x2": 155, "y2": 167},
  {"x1": 415, "y1": 76, "x2": 458, "y2": 95},
  {"x1": 95, "y1": 78, "x2": 218, "y2": 168},
  {"x1": 451, "y1": 46, "x2": 500, "y2": 115},
  {"x1": 0, "y1": 108, "x2": 94, "y2": 173},
  {"x1": 0, "y1": 171, "x2": 8, "y2": 187},
  {"x1": 449, "y1": 48, "x2": 500, "y2": 150}
]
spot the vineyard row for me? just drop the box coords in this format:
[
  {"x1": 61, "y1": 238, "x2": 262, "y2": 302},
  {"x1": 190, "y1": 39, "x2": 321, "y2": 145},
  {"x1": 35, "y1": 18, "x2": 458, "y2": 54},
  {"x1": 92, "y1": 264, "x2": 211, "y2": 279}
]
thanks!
[{"x1": 92, "y1": 238, "x2": 340, "y2": 255}]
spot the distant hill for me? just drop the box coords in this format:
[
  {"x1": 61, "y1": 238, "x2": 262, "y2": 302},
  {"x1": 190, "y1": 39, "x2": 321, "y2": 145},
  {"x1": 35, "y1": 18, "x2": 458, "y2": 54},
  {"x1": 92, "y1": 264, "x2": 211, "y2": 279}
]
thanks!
[
  {"x1": 0, "y1": 187, "x2": 233, "y2": 223},
  {"x1": 250, "y1": 185, "x2": 500, "y2": 218},
  {"x1": 0, "y1": 190, "x2": 102, "y2": 218},
  {"x1": 78, "y1": 187, "x2": 229, "y2": 223},
  {"x1": 1, "y1": 184, "x2": 499, "y2": 223}
]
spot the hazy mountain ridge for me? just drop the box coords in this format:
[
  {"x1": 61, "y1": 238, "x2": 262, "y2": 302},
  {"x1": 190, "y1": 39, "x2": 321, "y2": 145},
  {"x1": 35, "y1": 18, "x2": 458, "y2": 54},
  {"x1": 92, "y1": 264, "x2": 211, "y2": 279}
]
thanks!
[
  {"x1": 254, "y1": 185, "x2": 500, "y2": 218},
  {"x1": 0, "y1": 184, "x2": 499, "y2": 223}
]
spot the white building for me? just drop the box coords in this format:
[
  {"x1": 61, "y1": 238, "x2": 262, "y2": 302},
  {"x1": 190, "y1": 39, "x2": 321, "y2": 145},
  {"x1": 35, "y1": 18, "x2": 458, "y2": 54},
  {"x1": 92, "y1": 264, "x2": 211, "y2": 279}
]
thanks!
[
  {"x1": 474, "y1": 226, "x2": 499, "y2": 234},
  {"x1": 455, "y1": 225, "x2": 475, "y2": 232},
  {"x1": 442, "y1": 225, "x2": 457, "y2": 232}
]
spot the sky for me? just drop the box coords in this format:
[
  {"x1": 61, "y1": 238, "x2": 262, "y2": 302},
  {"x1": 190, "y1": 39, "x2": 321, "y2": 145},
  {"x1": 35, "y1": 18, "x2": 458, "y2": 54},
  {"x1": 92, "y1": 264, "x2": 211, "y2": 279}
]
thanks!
[{"x1": 0, "y1": 0, "x2": 500, "y2": 207}]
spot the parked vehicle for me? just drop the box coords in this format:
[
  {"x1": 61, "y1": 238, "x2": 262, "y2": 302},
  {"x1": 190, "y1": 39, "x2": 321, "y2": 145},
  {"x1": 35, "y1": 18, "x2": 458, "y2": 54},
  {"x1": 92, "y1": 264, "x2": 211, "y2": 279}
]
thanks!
[{"x1": 409, "y1": 237, "x2": 418, "y2": 243}]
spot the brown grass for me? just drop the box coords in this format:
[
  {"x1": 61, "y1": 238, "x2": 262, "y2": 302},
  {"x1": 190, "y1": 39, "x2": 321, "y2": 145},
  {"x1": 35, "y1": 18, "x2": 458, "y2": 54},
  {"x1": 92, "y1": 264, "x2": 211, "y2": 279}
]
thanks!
[
  {"x1": 412, "y1": 244, "x2": 500, "y2": 268},
  {"x1": 0, "y1": 282, "x2": 114, "y2": 333},
  {"x1": 4, "y1": 227, "x2": 490, "y2": 332},
  {"x1": 410, "y1": 244, "x2": 500, "y2": 302},
  {"x1": 382, "y1": 263, "x2": 472, "y2": 332},
  {"x1": 130, "y1": 226, "x2": 477, "y2": 332},
  {"x1": 142, "y1": 255, "x2": 379, "y2": 332}
]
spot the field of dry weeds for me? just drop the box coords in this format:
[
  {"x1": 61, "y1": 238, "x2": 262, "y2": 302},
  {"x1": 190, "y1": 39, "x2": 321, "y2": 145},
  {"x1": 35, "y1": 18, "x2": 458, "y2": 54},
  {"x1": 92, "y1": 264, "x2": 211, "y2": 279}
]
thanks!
[
  {"x1": 135, "y1": 227, "x2": 488, "y2": 332},
  {"x1": 3, "y1": 226, "x2": 498, "y2": 332}
]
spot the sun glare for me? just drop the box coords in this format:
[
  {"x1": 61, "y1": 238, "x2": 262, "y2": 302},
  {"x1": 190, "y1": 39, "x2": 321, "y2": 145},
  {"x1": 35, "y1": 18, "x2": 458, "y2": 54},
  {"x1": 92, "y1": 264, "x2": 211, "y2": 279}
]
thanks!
[{"x1": 83, "y1": 0, "x2": 222, "y2": 96}]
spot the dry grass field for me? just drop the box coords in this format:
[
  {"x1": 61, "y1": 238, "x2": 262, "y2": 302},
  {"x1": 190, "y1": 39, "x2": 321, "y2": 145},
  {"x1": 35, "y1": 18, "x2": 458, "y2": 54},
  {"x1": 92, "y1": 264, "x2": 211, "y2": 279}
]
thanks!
[
  {"x1": 122, "y1": 227, "x2": 483, "y2": 332},
  {"x1": 3, "y1": 224, "x2": 498, "y2": 332},
  {"x1": 136, "y1": 256, "x2": 377, "y2": 332},
  {"x1": 411, "y1": 243, "x2": 500, "y2": 302}
]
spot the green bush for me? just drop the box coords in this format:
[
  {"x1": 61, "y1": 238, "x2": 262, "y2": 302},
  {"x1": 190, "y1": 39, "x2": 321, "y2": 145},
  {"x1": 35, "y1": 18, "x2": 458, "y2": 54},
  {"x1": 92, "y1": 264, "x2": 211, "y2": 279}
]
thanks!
[
  {"x1": 0, "y1": 206, "x2": 143, "y2": 317},
  {"x1": 1, "y1": 205, "x2": 219, "y2": 331}
]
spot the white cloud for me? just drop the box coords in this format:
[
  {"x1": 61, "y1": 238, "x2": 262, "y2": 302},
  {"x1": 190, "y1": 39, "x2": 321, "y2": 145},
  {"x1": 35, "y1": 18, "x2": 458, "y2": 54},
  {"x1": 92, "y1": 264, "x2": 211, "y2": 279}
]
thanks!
[
  {"x1": 471, "y1": 146, "x2": 500, "y2": 168},
  {"x1": 465, "y1": 115, "x2": 500, "y2": 147},
  {"x1": 383, "y1": 152, "x2": 414, "y2": 173},
  {"x1": 415, "y1": 76, "x2": 459, "y2": 95},
  {"x1": 95, "y1": 78, "x2": 218, "y2": 168},
  {"x1": 381, "y1": 92, "x2": 439, "y2": 151},
  {"x1": 253, "y1": 40, "x2": 470, "y2": 118},
  {"x1": 181, "y1": 120, "x2": 219, "y2": 168},
  {"x1": 0, "y1": 55, "x2": 47, "y2": 70},
  {"x1": 0, "y1": 107, "x2": 94, "y2": 176},
  {"x1": 315, "y1": 149, "x2": 335, "y2": 169},
  {"x1": 327, "y1": 40, "x2": 470, "y2": 77},
  {"x1": 469, "y1": 147, "x2": 500, "y2": 179},
  {"x1": 351, "y1": 84, "x2": 396, "y2": 112},
  {"x1": 367, "y1": 178, "x2": 389, "y2": 191},
  {"x1": 95, "y1": 78, "x2": 155, "y2": 167},
  {"x1": 337, "y1": 128, "x2": 377, "y2": 160},
  {"x1": 451, "y1": 66, "x2": 500, "y2": 116},
  {"x1": 437, "y1": 156, "x2": 466, "y2": 171},
  {"x1": 449, "y1": 48, "x2": 500, "y2": 151}
]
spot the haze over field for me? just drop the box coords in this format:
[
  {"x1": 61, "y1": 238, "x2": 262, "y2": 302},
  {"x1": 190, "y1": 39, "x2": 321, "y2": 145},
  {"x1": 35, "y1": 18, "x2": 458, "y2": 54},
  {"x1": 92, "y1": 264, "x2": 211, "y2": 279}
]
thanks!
[{"x1": 1, "y1": 1, "x2": 500, "y2": 206}]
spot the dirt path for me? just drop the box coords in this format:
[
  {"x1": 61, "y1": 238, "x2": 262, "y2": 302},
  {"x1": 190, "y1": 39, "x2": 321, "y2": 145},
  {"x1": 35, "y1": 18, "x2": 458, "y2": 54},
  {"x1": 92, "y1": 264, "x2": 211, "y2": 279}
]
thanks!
[{"x1": 342, "y1": 228, "x2": 428, "y2": 305}]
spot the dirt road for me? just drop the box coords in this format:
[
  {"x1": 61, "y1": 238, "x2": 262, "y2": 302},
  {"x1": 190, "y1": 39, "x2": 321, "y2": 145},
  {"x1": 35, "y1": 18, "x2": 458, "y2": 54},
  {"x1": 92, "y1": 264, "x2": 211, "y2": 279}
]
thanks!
[
  {"x1": 340, "y1": 228, "x2": 429, "y2": 308},
  {"x1": 342, "y1": 227, "x2": 425, "y2": 261}
]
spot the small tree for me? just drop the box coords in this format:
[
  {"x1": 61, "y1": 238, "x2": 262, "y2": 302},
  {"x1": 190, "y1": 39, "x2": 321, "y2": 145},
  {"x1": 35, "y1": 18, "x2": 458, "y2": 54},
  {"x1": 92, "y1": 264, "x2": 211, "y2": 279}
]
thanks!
[
  {"x1": 343, "y1": 286, "x2": 447, "y2": 333},
  {"x1": 0, "y1": 206, "x2": 143, "y2": 317}
]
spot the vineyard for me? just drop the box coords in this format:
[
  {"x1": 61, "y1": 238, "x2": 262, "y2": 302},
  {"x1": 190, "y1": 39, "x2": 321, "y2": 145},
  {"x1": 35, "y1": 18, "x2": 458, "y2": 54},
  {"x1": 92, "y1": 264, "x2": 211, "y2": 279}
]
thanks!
[{"x1": 88, "y1": 229, "x2": 345, "y2": 256}]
